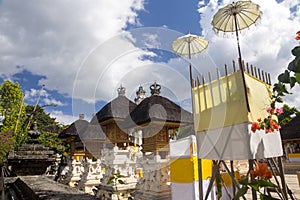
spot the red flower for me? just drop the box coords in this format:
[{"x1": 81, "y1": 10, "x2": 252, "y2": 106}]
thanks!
[
  {"x1": 251, "y1": 122, "x2": 260, "y2": 132},
  {"x1": 296, "y1": 31, "x2": 300, "y2": 40},
  {"x1": 250, "y1": 162, "x2": 273, "y2": 179}
]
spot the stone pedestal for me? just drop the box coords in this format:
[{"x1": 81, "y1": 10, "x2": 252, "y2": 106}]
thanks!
[
  {"x1": 95, "y1": 146, "x2": 141, "y2": 199},
  {"x1": 77, "y1": 158, "x2": 102, "y2": 194},
  {"x1": 133, "y1": 155, "x2": 171, "y2": 200},
  {"x1": 7, "y1": 144, "x2": 55, "y2": 176},
  {"x1": 60, "y1": 158, "x2": 83, "y2": 187},
  {"x1": 69, "y1": 159, "x2": 83, "y2": 187}
]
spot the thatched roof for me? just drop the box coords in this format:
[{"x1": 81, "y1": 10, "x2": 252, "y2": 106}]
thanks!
[
  {"x1": 91, "y1": 95, "x2": 136, "y2": 124},
  {"x1": 73, "y1": 124, "x2": 107, "y2": 158},
  {"x1": 74, "y1": 124, "x2": 106, "y2": 142},
  {"x1": 44, "y1": 124, "x2": 62, "y2": 133},
  {"x1": 123, "y1": 95, "x2": 193, "y2": 128},
  {"x1": 280, "y1": 115, "x2": 300, "y2": 141},
  {"x1": 58, "y1": 119, "x2": 89, "y2": 139}
]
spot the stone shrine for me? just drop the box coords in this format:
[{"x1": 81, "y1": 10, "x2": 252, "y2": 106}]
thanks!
[{"x1": 7, "y1": 122, "x2": 55, "y2": 175}]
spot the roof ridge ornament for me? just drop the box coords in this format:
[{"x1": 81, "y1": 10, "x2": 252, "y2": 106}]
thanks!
[
  {"x1": 135, "y1": 85, "x2": 146, "y2": 104},
  {"x1": 150, "y1": 82, "x2": 161, "y2": 96},
  {"x1": 117, "y1": 84, "x2": 126, "y2": 96}
]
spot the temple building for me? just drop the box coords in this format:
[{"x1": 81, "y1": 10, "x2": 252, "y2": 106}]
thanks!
[
  {"x1": 123, "y1": 82, "x2": 193, "y2": 156},
  {"x1": 58, "y1": 114, "x2": 90, "y2": 161},
  {"x1": 280, "y1": 115, "x2": 300, "y2": 162},
  {"x1": 90, "y1": 85, "x2": 137, "y2": 149}
]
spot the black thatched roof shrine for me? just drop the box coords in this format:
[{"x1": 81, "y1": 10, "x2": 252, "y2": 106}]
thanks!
[
  {"x1": 123, "y1": 82, "x2": 193, "y2": 128},
  {"x1": 74, "y1": 124, "x2": 106, "y2": 142},
  {"x1": 91, "y1": 85, "x2": 137, "y2": 124},
  {"x1": 280, "y1": 115, "x2": 300, "y2": 141},
  {"x1": 43, "y1": 124, "x2": 62, "y2": 133},
  {"x1": 58, "y1": 119, "x2": 89, "y2": 139}
]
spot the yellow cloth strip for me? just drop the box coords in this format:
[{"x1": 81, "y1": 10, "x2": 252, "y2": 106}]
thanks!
[
  {"x1": 220, "y1": 171, "x2": 241, "y2": 186},
  {"x1": 170, "y1": 157, "x2": 213, "y2": 183},
  {"x1": 288, "y1": 153, "x2": 300, "y2": 158}
]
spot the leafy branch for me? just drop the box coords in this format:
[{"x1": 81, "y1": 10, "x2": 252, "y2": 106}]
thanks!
[{"x1": 107, "y1": 172, "x2": 126, "y2": 200}]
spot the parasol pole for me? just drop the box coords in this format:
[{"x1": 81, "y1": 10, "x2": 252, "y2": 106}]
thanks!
[
  {"x1": 187, "y1": 35, "x2": 204, "y2": 200},
  {"x1": 234, "y1": 14, "x2": 251, "y2": 112},
  {"x1": 189, "y1": 37, "x2": 204, "y2": 200},
  {"x1": 187, "y1": 37, "x2": 193, "y2": 88}
]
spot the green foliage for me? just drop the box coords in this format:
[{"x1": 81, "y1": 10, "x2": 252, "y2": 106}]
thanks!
[
  {"x1": 234, "y1": 186, "x2": 248, "y2": 200},
  {"x1": 215, "y1": 171, "x2": 222, "y2": 199},
  {"x1": 107, "y1": 172, "x2": 125, "y2": 186},
  {"x1": 235, "y1": 177, "x2": 278, "y2": 200},
  {"x1": 0, "y1": 80, "x2": 27, "y2": 159},
  {"x1": 277, "y1": 45, "x2": 300, "y2": 90},
  {"x1": 0, "y1": 80, "x2": 26, "y2": 134},
  {"x1": 0, "y1": 80, "x2": 70, "y2": 164},
  {"x1": 38, "y1": 130, "x2": 66, "y2": 154},
  {"x1": 271, "y1": 41, "x2": 300, "y2": 122},
  {"x1": 24, "y1": 105, "x2": 56, "y2": 131},
  {"x1": 24, "y1": 105, "x2": 67, "y2": 154},
  {"x1": 277, "y1": 104, "x2": 300, "y2": 125},
  {"x1": 107, "y1": 172, "x2": 126, "y2": 199},
  {"x1": 0, "y1": 130, "x2": 14, "y2": 164}
]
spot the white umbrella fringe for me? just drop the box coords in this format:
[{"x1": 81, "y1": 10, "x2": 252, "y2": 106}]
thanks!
[{"x1": 212, "y1": 1, "x2": 262, "y2": 32}]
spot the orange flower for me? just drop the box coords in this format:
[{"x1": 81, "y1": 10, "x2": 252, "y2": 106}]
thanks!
[
  {"x1": 250, "y1": 162, "x2": 273, "y2": 179},
  {"x1": 251, "y1": 122, "x2": 260, "y2": 132},
  {"x1": 296, "y1": 31, "x2": 300, "y2": 40}
]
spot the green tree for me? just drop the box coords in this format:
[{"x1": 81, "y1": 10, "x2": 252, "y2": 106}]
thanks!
[
  {"x1": 24, "y1": 105, "x2": 56, "y2": 131},
  {"x1": 25, "y1": 104, "x2": 66, "y2": 154},
  {"x1": 274, "y1": 32, "x2": 300, "y2": 107},
  {"x1": 0, "y1": 80, "x2": 26, "y2": 163},
  {"x1": 278, "y1": 104, "x2": 300, "y2": 125}
]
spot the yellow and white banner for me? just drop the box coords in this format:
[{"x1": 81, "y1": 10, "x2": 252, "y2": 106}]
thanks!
[{"x1": 170, "y1": 135, "x2": 215, "y2": 200}]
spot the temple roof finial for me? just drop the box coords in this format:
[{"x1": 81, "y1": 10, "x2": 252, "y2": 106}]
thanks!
[
  {"x1": 135, "y1": 85, "x2": 146, "y2": 104},
  {"x1": 150, "y1": 81, "x2": 161, "y2": 96},
  {"x1": 117, "y1": 84, "x2": 126, "y2": 96}
]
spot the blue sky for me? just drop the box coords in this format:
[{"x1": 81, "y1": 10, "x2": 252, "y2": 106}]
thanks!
[{"x1": 0, "y1": 0, "x2": 299, "y2": 125}]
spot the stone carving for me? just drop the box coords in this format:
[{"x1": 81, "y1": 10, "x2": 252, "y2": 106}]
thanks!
[
  {"x1": 134, "y1": 155, "x2": 171, "y2": 200},
  {"x1": 95, "y1": 146, "x2": 142, "y2": 199},
  {"x1": 133, "y1": 154, "x2": 171, "y2": 200},
  {"x1": 77, "y1": 158, "x2": 102, "y2": 194}
]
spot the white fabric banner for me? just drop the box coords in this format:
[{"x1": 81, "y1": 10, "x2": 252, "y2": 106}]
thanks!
[{"x1": 197, "y1": 123, "x2": 283, "y2": 160}]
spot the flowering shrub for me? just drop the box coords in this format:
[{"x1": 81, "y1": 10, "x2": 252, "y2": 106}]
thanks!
[
  {"x1": 0, "y1": 130, "x2": 15, "y2": 164},
  {"x1": 251, "y1": 107, "x2": 282, "y2": 133},
  {"x1": 235, "y1": 161, "x2": 278, "y2": 200},
  {"x1": 258, "y1": 30, "x2": 300, "y2": 134}
]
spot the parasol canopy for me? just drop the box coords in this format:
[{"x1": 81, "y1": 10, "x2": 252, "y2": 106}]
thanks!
[
  {"x1": 212, "y1": 1, "x2": 262, "y2": 33},
  {"x1": 172, "y1": 33, "x2": 208, "y2": 87},
  {"x1": 172, "y1": 33, "x2": 209, "y2": 59}
]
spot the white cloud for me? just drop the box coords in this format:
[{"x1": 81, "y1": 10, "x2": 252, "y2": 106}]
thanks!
[
  {"x1": 43, "y1": 98, "x2": 65, "y2": 107},
  {"x1": 24, "y1": 88, "x2": 48, "y2": 102},
  {"x1": 0, "y1": 0, "x2": 145, "y2": 97},
  {"x1": 49, "y1": 110, "x2": 78, "y2": 125}
]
